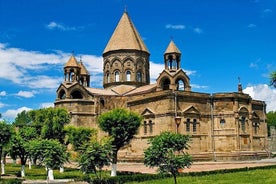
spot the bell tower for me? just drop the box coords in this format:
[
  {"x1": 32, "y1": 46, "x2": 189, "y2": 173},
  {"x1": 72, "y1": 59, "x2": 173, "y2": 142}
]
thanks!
[
  {"x1": 63, "y1": 55, "x2": 90, "y2": 87},
  {"x1": 102, "y1": 11, "x2": 150, "y2": 88},
  {"x1": 164, "y1": 40, "x2": 181, "y2": 72}
]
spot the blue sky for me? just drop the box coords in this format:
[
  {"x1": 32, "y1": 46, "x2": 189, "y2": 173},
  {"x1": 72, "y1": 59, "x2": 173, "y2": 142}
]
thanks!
[{"x1": 0, "y1": 0, "x2": 276, "y2": 121}]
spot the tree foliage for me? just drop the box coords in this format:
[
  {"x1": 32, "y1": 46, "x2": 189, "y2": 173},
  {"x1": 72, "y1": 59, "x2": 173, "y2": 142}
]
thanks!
[
  {"x1": 78, "y1": 138, "x2": 112, "y2": 180},
  {"x1": 267, "y1": 111, "x2": 276, "y2": 136},
  {"x1": 0, "y1": 120, "x2": 14, "y2": 178},
  {"x1": 144, "y1": 131, "x2": 192, "y2": 184},
  {"x1": 270, "y1": 71, "x2": 276, "y2": 88},
  {"x1": 97, "y1": 108, "x2": 142, "y2": 176},
  {"x1": 29, "y1": 139, "x2": 68, "y2": 169},
  {"x1": 65, "y1": 126, "x2": 96, "y2": 151},
  {"x1": 13, "y1": 110, "x2": 32, "y2": 128}
]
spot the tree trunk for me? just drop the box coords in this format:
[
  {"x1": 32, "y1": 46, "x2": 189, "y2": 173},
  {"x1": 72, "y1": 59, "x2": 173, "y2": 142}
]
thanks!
[
  {"x1": 47, "y1": 168, "x2": 54, "y2": 180},
  {"x1": 1, "y1": 159, "x2": 4, "y2": 175},
  {"x1": 59, "y1": 166, "x2": 64, "y2": 173},
  {"x1": 21, "y1": 165, "x2": 25, "y2": 177},
  {"x1": 28, "y1": 158, "x2": 32, "y2": 169},
  {"x1": 111, "y1": 150, "x2": 118, "y2": 177},
  {"x1": 173, "y1": 173, "x2": 177, "y2": 184}
]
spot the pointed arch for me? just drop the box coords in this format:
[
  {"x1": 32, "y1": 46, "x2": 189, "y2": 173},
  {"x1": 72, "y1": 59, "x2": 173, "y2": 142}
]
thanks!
[
  {"x1": 176, "y1": 78, "x2": 185, "y2": 91},
  {"x1": 70, "y1": 90, "x2": 83, "y2": 99},
  {"x1": 58, "y1": 89, "x2": 66, "y2": 99},
  {"x1": 126, "y1": 70, "x2": 131, "y2": 81},
  {"x1": 161, "y1": 77, "x2": 171, "y2": 90}
]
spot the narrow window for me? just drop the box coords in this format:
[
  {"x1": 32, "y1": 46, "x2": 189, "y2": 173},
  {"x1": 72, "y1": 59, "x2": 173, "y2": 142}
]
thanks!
[
  {"x1": 143, "y1": 121, "x2": 147, "y2": 134},
  {"x1": 106, "y1": 72, "x2": 110, "y2": 83},
  {"x1": 186, "y1": 118, "x2": 190, "y2": 132},
  {"x1": 193, "y1": 119, "x2": 197, "y2": 132},
  {"x1": 241, "y1": 116, "x2": 246, "y2": 132},
  {"x1": 115, "y1": 71, "x2": 120, "y2": 82},
  {"x1": 253, "y1": 121, "x2": 259, "y2": 134},
  {"x1": 137, "y1": 72, "x2": 142, "y2": 82},
  {"x1": 149, "y1": 120, "x2": 153, "y2": 134},
  {"x1": 126, "y1": 71, "x2": 131, "y2": 81},
  {"x1": 220, "y1": 118, "x2": 226, "y2": 127}
]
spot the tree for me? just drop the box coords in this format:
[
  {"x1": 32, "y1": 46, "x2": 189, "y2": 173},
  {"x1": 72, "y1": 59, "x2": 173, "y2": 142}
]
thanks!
[
  {"x1": 13, "y1": 110, "x2": 32, "y2": 128},
  {"x1": 65, "y1": 126, "x2": 96, "y2": 151},
  {"x1": 29, "y1": 139, "x2": 69, "y2": 180},
  {"x1": 270, "y1": 71, "x2": 276, "y2": 88},
  {"x1": 144, "y1": 131, "x2": 192, "y2": 184},
  {"x1": 97, "y1": 108, "x2": 142, "y2": 176},
  {"x1": 78, "y1": 138, "x2": 112, "y2": 181},
  {"x1": 0, "y1": 120, "x2": 13, "y2": 178},
  {"x1": 29, "y1": 107, "x2": 70, "y2": 143},
  {"x1": 9, "y1": 126, "x2": 37, "y2": 177},
  {"x1": 41, "y1": 108, "x2": 70, "y2": 143},
  {"x1": 267, "y1": 111, "x2": 276, "y2": 136}
]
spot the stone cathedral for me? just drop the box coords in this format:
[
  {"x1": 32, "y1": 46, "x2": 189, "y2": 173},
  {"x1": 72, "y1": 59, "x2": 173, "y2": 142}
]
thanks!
[{"x1": 55, "y1": 11, "x2": 268, "y2": 161}]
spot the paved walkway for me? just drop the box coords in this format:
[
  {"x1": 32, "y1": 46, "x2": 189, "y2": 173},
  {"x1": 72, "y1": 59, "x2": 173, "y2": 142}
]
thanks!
[{"x1": 108, "y1": 158, "x2": 276, "y2": 174}]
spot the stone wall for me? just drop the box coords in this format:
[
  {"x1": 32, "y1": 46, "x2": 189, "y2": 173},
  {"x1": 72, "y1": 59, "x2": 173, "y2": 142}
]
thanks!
[{"x1": 268, "y1": 126, "x2": 276, "y2": 153}]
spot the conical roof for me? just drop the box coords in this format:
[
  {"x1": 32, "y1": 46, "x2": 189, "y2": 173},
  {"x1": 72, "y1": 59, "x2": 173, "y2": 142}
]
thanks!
[
  {"x1": 64, "y1": 55, "x2": 79, "y2": 68},
  {"x1": 164, "y1": 40, "x2": 181, "y2": 54},
  {"x1": 103, "y1": 12, "x2": 149, "y2": 54},
  {"x1": 79, "y1": 62, "x2": 90, "y2": 75}
]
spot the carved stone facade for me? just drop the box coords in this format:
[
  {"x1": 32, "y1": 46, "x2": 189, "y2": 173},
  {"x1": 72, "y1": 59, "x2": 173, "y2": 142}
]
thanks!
[{"x1": 55, "y1": 11, "x2": 268, "y2": 161}]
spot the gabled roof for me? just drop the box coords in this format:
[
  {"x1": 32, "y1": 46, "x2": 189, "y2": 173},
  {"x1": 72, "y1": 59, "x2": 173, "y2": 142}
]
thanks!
[
  {"x1": 64, "y1": 55, "x2": 79, "y2": 68},
  {"x1": 103, "y1": 12, "x2": 149, "y2": 54},
  {"x1": 164, "y1": 40, "x2": 181, "y2": 54}
]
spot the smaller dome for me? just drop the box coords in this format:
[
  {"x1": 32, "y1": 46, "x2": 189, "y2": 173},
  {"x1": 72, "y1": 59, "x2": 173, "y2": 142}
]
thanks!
[
  {"x1": 64, "y1": 55, "x2": 80, "y2": 68},
  {"x1": 164, "y1": 40, "x2": 181, "y2": 54}
]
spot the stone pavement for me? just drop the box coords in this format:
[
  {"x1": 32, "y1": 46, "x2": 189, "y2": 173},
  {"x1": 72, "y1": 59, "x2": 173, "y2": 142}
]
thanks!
[{"x1": 109, "y1": 158, "x2": 276, "y2": 174}]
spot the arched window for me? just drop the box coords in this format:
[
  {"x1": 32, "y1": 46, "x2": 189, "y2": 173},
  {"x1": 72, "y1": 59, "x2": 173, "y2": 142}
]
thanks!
[
  {"x1": 149, "y1": 120, "x2": 153, "y2": 134},
  {"x1": 192, "y1": 119, "x2": 197, "y2": 132},
  {"x1": 126, "y1": 71, "x2": 131, "y2": 81},
  {"x1": 168, "y1": 55, "x2": 177, "y2": 70},
  {"x1": 176, "y1": 79, "x2": 185, "y2": 91},
  {"x1": 162, "y1": 78, "x2": 170, "y2": 90},
  {"x1": 186, "y1": 118, "x2": 190, "y2": 132},
  {"x1": 115, "y1": 71, "x2": 120, "y2": 82},
  {"x1": 137, "y1": 71, "x2": 142, "y2": 82},
  {"x1": 59, "y1": 90, "x2": 66, "y2": 99},
  {"x1": 71, "y1": 90, "x2": 83, "y2": 99},
  {"x1": 240, "y1": 116, "x2": 246, "y2": 132},
  {"x1": 106, "y1": 72, "x2": 110, "y2": 83},
  {"x1": 143, "y1": 121, "x2": 147, "y2": 134}
]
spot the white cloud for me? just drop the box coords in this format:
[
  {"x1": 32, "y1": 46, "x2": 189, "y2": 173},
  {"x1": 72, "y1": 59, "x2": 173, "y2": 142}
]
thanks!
[
  {"x1": 0, "y1": 91, "x2": 6, "y2": 96},
  {"x1": 40, "y1": 102, "x2": 54, "y2": 108},
  {"x1": 262, "y1": 9, "x2": 273, "y2": 17},
  {"x1": 191, "y1": 84, "x2": 208, "y2": 89},
  {"x1": 166, "y1": 24, "x2": 186, "y2": 30},
  {"x1": 249, "y1": 58, "x2": 261, "y2": 69},
  {"x1": 0, "y1": 102, "x2": 5, "y2": 108},
  {"x1": 263, "y1": 9, "x2": 273, "y2": 14},
  {"x1": 16, "y1": 90, "x2": 36, "y2": 98},
  {"x1": 46, "y1": 21, "x2": 76, "y2": 31},
  {"x1": 194, "y1": 28, "x2": 203, "y2": 34},
  {"x1": 247, "y1": 23, "x2": 257, "y2": 28},
  {"x1": 2, "y1": 106, "x2": 32, "y2": 119},
  {"x1": 0, "y1": 43, "x2": 103, "y2": 89},
  {"x1": 243, "y1": 84, "x2": 276, "y2": 112}
]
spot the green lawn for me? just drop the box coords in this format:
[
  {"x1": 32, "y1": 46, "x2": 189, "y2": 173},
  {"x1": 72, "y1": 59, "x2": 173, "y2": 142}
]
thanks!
[
  {"x1": 3, "y1": 163, "x2": 85, "y2": 180},
  {"x1": 127, "y1": 168, "x2": 276, "y2": 184},
  {"x1": 1, "y1": 164, "x2": 276, "y2": 184}
]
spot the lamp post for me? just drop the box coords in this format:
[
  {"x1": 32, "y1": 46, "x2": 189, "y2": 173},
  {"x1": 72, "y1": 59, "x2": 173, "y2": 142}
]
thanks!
[{"x1": 175, "y1": 117, "x2": 181, "y2": 134}]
